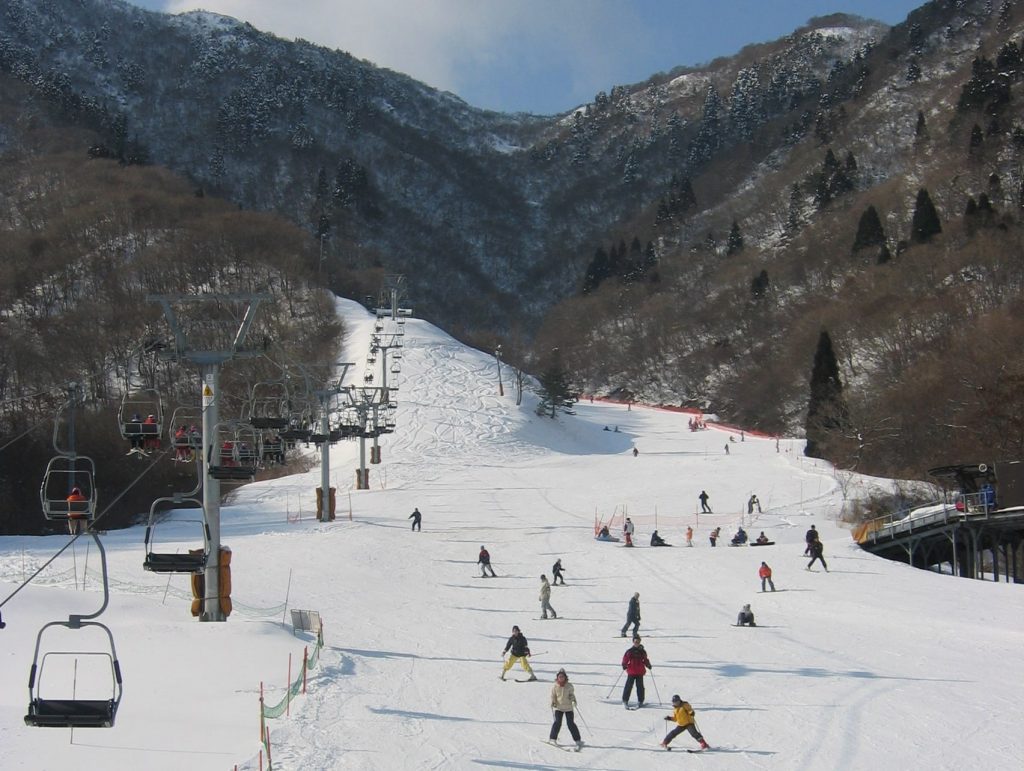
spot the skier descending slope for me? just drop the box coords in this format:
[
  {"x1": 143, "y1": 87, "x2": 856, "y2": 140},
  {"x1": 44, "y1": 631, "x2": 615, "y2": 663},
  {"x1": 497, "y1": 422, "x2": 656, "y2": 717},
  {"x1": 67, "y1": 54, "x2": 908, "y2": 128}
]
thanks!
[
  {"x1": 500, "y1": 625, "x2": 536, "y2": 681},
  {"x1": 547, "y1": 668, "x2": 584, "y2": 751},
  {"x1": 621, "y1": 635, "x2": 652, "y2": 709},
  {"x1": 661, "y1": 695, "x2": 710, "y2": 751}
]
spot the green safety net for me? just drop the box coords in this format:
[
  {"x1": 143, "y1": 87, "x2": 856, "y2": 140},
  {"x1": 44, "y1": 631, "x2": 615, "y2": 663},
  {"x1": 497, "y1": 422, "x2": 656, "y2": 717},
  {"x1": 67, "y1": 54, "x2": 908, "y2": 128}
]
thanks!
[{"x1": 261, "y1": 632, "x2": 324, "y2": 720}]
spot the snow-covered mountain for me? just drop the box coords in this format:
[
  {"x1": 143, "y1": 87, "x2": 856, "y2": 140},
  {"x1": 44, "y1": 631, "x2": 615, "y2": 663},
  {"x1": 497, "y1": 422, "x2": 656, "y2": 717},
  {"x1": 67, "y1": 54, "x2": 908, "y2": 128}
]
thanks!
[{"x1": 2, "y1": 296, "x2": 1020, "y2": 770}]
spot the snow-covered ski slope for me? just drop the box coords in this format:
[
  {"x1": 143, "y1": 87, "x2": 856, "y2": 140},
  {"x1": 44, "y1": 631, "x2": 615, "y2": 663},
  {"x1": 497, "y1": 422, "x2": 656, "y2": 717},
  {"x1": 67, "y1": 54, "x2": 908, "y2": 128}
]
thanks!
[{"x1": 2, "y1": 296, "x2": 1022, "y2": 770}]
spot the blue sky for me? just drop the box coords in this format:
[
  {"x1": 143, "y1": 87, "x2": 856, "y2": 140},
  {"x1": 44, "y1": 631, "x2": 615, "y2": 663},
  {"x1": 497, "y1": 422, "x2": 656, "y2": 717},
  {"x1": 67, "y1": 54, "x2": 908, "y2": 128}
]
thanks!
[{"x1": 127, "y1": 1, "x2": 926, "y2": 114}]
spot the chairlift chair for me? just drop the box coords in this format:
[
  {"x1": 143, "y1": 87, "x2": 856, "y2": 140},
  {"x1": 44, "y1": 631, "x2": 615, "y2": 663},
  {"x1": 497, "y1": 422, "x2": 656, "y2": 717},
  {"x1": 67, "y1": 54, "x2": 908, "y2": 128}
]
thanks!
[
  {"x1": 246, "y1": 381, "x2": 290, "y2": 430},
  {"x1": 25, "y1": 532, "x2": 123, "y2": 729},
  {"x1": 143, "y1": 496, "x2": 210, "y2": 574},
  {"x1": 168, "y1": 406, "x2": 203, "y2": 462},
  {"x1": 39, "y1": 456, "x2": 97, "y2": 523},
  {"x1": 117, "y1": 389, "x2": 163, "y2": 451},
  {"x1": 207, "y1": 422, "x2": 259, "y2": 481}
]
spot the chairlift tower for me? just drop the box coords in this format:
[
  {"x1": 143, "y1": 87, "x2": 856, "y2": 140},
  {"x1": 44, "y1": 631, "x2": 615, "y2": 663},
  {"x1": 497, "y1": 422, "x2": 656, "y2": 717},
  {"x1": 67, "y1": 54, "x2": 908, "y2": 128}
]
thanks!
[
  {"x1": 367, "y1": 333, "x2": 403, "y2": 463},
  {"x1": 148, "y1": 293, "x2": 268, "y2": 622}
]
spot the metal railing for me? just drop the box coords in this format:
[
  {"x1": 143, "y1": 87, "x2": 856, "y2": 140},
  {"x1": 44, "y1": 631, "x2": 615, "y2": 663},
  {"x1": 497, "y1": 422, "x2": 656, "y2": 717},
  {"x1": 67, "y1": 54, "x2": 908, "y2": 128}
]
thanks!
[{"x1": 856, "y1": 493, "x2": 998, "y2": 544}]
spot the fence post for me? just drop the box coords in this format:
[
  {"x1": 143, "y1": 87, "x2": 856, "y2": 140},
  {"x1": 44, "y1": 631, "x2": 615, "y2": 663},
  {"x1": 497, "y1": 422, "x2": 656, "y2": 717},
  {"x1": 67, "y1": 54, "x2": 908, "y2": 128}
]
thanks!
[
  {"x1": 265, "y1": 725, "x2": 272, "y2": 771},
  {"x1": 286, "y1": 653, "x2": 292, "y2": 717},
  {"x1": 259, "y1": 681, "x2": 265, "y2": 741},
  {"x1": 303, "y1": 646, "x2": 309, "y2": 694}
]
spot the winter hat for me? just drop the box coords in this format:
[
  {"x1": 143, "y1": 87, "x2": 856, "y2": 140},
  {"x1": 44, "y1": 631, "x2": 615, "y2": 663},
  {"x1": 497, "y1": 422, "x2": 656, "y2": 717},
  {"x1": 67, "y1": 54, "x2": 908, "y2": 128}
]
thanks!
[
  {"x1": 742, "y1": 604, "x2": 751, "y2": 611},
  {"x1": 556, "y1": 668, "x2": 567, "y2": 677},
  {"x1": 671, "y1": 695, "x2": 682, "y2": 704},
  {"x1": 512, "y1": 625, "x2": 520, "y2": 632},
  {"x1": 633, "y1": 592, "x2": 640, "y2": 599}
]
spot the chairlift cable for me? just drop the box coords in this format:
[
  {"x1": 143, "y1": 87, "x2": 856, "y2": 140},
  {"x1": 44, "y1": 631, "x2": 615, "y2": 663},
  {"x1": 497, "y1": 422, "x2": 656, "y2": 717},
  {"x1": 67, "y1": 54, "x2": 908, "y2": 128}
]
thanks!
[
  {"x1": 0, "y1": 412, "x2": 55, "y2": 453},
  {"x1": 0, "y1": 445, "x2": 170, "y2": 616}
]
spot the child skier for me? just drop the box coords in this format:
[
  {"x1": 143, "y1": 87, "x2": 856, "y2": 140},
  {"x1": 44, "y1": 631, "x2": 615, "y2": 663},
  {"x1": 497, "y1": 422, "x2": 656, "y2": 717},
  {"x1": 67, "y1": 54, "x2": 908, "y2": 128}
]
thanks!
[
  {"x1": 661, "y1": 695, "x2": 709, "y2": 751},
  {"x1": 548, "y1": 668, "x2": 583, "y2": 751}
]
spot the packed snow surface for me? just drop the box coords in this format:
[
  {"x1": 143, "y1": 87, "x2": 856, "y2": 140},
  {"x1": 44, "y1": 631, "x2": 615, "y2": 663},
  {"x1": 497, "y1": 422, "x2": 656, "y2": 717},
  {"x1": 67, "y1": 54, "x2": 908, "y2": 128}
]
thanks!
[{"x1": 2, "y1": 297, "x2": 1022, "y2": 770}]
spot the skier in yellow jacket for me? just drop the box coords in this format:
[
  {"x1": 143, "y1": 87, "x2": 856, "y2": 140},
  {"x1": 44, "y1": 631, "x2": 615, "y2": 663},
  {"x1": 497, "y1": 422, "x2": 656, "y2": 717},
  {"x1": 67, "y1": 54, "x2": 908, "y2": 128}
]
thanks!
[{"x1": 661, "y1": 695, "x2": 709, "y2": 751}]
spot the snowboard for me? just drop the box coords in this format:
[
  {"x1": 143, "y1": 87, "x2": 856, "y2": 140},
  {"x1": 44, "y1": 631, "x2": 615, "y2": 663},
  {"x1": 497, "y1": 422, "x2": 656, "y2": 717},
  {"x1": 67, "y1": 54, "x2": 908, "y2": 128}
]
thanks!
[{"x1": 750, "y1": 541, "x2": 776, "y2": 546}]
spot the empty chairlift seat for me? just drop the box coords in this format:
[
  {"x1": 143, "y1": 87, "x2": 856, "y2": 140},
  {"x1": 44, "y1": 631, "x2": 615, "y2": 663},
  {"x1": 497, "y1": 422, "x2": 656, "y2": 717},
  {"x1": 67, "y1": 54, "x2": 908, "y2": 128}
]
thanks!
[{"x1": 143, "y1": 496, "x2": 210, "y2": 574}]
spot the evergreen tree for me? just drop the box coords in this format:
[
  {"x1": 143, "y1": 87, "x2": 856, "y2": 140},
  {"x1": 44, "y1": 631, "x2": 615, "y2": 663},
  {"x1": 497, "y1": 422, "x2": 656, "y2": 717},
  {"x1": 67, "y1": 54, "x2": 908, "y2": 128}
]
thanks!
[
  {"x1": 852, "y1": 205, "x2": 886, "y2": 253},
  {"x1": 969, "y1": 123, "x2": 984, "y2": 152},
  {"x1": 726, "y1": 220, "x2": 744, "y2": 255},
  {"x1": 785, "y1": 183, "x2": 803, "y2": 234},
  {"x1": 535, "y1": 351, "x2": 578, "y2": 419},
  {"x1": 906, "y1": 59, "x2": 922, "y2": 83},
  {"x1": 582, "y1": 247, "x2": 610, "y2": 293},
  {"x1": 911, "y1": 187, "x2": 942, "y2": 243},
  {"x1": 750, "y1": 269, "x2": 770, "y2": 298},
  {"x1": 915, "y1": 110, "x2": 928, "y2": 139},
  {"x1": 805, "y1": 330, "x2": 849, "y2": 459}
]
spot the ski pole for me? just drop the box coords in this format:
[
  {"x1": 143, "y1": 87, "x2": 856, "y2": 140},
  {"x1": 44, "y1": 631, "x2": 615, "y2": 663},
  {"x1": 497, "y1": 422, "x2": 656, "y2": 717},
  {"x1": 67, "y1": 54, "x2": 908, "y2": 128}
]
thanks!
[
  {"x1": 648, "y1": 668, "x2": 663, "y2": 705},
  {"x1": 574, "y1": 704, "x2": 593, "y2": 736},
  {"x1": 605, "y1": 669, "x2": 625, "y2": 699}
]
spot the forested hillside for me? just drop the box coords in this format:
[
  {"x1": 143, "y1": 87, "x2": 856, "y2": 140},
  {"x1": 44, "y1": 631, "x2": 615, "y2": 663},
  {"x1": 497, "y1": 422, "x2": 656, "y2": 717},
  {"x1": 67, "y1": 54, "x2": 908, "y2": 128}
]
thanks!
[
  {"x1": 0, "y1": 98, "x2": 342, "y2": 533},
  {"x1": 1, "y1": 0, "x2": 1023, "y2": 502}
]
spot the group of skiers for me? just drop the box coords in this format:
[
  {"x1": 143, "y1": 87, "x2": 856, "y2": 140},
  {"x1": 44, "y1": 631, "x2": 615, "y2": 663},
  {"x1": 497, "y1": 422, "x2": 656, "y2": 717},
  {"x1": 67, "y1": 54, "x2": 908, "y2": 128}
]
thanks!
[{"x1": 426, "y1": 500, "x2": 832, "y2": 753}]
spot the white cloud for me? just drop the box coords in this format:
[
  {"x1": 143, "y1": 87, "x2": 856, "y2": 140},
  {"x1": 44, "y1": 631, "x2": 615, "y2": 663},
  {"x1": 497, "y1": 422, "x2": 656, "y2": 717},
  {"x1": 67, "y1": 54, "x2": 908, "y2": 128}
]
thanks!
[{"x1": 159, "y1": 0, "x2": 647, "y2": 110}]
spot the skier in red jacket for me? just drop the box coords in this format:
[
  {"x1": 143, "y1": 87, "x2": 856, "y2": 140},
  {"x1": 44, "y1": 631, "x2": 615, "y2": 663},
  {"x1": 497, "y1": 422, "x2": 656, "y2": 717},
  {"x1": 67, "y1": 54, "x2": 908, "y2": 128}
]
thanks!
[{"x1": 621, "y1": 635, "x2": 652, "y2": 709}]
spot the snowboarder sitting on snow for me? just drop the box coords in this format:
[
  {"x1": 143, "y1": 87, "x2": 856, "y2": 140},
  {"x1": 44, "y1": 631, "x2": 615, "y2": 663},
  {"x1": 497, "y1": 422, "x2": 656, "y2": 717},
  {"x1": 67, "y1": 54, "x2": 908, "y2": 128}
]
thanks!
[
  {"x1": 736, "y1": 604, "x2": 756, "y2": 626},
  {"x1": 755, "y1": 531, "x2": 770, "y2": 545},
  {"x1": 621, "y1": 635, "x2": 652, "y2": 708},
  {"x1": 731, "y1": 527, "x2": 748, "y2": 545},
  {"x1": 548, "y1": 668, "x2": 583, "y2": 750},
  {"x1": 478, "y1": 545, "x2": 497, "y2": 577},
  {"x1": 500, "y1": 625, "x2": 536, "y2": 681},
  {"x1": 650, "y1": 530, "x2": 671, "y2": 547},
  {"x1": 661, "y1": 695, "x2": 709, "y2": 751},
  {"x1": 597, "y1": 525, "x2": 612, "y2": 539}
]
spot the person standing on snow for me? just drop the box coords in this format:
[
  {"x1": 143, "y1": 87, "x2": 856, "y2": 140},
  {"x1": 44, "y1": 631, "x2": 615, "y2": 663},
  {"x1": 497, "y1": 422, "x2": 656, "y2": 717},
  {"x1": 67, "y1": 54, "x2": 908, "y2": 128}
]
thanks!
[
  {"x1": 759, "y1": 561, "x2": 776, "y2": 592},
  {"x1": 548, "y1": 668, "x2": 584, "y2": 750},
  {"x1": 623, "y1": 517, "x2": 635, "y2": 547},
  {"x1": 552, "y1": 558, "x2": 566, "y2": 585},
  {"x1": 685, "y1": 525, "x2": 693, "y2": 547},
  {"x1": 621, "y1": 635, "x2": 652, "y2": 708},
  {"x1": 408, "y1": 507, "x2": 422, "y2": 531},
  {"x1": 500, "y1": 625, "x2": 536, "y2": 681},
  {"x1": 661, "y1": 695, "x2": 709, "y2": 751},
  {"x1": 807, "y1": 539, "x2": 828, "y2": 572},
  {"x1": 709, "y1": 526, "x2": 721, "y2": 547},
  {"x1": 699, "y1": 490, "x2": 712, "y2": 513},
  {"x1": 539, "y1": 575, "x2": 557, "y2": 619},
  {"x1": 620, "y1": 592, "x2": 641, "y2": 637},
  {"x1": 478, "y1": 545, "x2": 497, "y2": 577},
  {"x1": 804, "y1": 524, "x2": 819, "y2": 556}
]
